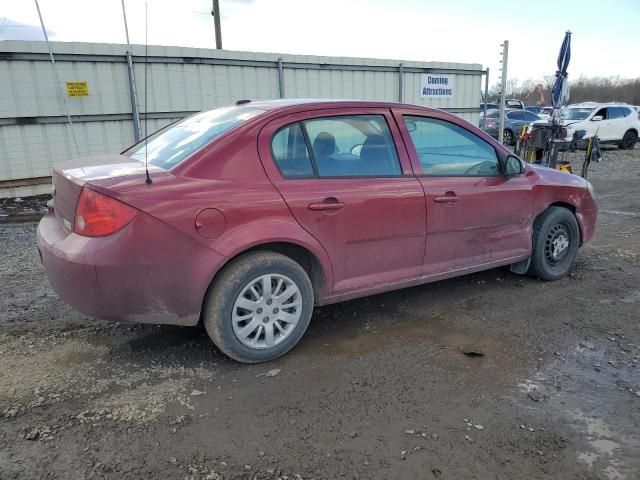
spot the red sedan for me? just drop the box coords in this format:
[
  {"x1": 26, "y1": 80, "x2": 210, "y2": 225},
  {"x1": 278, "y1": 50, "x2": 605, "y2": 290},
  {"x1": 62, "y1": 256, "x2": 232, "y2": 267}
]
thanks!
[{"x1": 38, "y1": 99, "x2": 597, "y2": 363}]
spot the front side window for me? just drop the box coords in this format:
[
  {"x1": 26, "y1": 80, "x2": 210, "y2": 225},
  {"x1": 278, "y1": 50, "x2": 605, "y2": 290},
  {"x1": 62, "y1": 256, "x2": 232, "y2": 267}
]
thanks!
[
  {"x1": 508, "y1": 111, "x2": 524, "y2": 120},
  {"x1": 593, "y1": 108, "x2": 608, "y2": 120},
  {"x1": 303, "y1": 115, "x2": 401, "y2": 177},
  {"x1": 128, "y1": 106, "x2": 264, "y2": 169},
  {"x1": 403, "y1": 116, "x2": 500, "y2": 176},
  {"x1": 522, "y1": 111, "x2": 539, "y2": 121}
]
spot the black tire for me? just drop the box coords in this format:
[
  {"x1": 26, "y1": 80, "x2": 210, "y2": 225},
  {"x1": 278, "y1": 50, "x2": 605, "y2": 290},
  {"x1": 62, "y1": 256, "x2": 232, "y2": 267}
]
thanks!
[
  {"x1": 502, "y1": 129, "x2": 514, "y2": 146},
  {"x1": 527, "y1": 207, "x2": 580, "y2": 281},
  {"x1": 203, "y1": 251, "x2": 314, "y2": 363},
  {"x1": 619, "y1": 130, "x2": 638, "y2": 150}
]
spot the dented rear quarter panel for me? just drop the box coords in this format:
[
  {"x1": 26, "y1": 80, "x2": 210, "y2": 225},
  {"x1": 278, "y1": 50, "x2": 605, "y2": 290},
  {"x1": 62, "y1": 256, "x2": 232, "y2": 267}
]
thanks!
[{"x1": 525, "y1": 164, "x2": 597, "y2": 243}]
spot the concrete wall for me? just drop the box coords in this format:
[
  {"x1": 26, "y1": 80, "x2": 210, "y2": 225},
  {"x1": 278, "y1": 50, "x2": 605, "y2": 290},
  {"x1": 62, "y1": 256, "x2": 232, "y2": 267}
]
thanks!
[{"x1": 0, "y1": 41, "x2": 485, "y2": 198}]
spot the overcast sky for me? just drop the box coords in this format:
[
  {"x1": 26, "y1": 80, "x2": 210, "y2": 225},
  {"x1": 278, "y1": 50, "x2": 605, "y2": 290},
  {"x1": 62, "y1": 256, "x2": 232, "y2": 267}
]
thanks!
[{"x1": 1, "y1": 0, "x2": 639, "y2": 87}]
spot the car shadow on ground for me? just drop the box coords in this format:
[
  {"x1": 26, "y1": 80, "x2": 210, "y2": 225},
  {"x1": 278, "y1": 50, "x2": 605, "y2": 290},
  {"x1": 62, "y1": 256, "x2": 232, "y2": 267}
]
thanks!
[{"x1": 110, "y1": 266, "x2": 529, "y2": 370}]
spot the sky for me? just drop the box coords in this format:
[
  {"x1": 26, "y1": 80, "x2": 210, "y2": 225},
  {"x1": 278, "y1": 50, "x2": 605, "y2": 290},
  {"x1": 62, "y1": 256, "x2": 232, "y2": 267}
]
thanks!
[{"x1": 1, "y1": 0, "x2": 639, "y2": 88}]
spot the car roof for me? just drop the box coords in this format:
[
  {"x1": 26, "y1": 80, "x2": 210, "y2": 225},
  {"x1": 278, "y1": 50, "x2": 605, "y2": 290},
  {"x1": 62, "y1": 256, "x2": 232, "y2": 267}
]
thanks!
[
  {"x1": 569, "y1": 102, "x2": 633, "y2": 108},
  {"x1": 237, "y1": 98, "x2": 436, "y2": 112}
]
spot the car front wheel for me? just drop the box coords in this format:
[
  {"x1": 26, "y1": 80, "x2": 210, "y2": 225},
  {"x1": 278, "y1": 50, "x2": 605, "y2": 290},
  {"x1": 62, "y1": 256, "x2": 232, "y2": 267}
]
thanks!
[
  {"x1": 527, "y1": 206, "x2": 580, "y2": 281},
  {"x1": 203, "y1": 251, "x2": 314, "y2": 363},
  {"x1": 502, "y1": 129, "x2": 514, "y2": 146}
]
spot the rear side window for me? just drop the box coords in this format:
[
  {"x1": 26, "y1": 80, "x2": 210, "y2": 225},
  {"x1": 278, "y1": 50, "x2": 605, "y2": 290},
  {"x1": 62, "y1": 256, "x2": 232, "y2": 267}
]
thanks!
[
  {"x1": 270, "y1": 115, "x2": 402, "y2": 178},
  {"x1": 403, "y1": 116, "x2": 499, "y2": 176},
  {"x1": 522, "y1": 111, "x2": 539, "y2": 121},
  {"x1": 305, "y1": 115, "x2": 401, "y2": 177},
  {"x1": 128, "y1": 106, "x2": 264, "y2": 169},
  {"x1": 508, "y1": 111, "x2": 524, "y2": 120},
  {"x1": 271, "y1": 124, "x2": 314, "y2": 177},
  {"x1": 609, "y1": 107, "x2": 628, "y2": 119}
]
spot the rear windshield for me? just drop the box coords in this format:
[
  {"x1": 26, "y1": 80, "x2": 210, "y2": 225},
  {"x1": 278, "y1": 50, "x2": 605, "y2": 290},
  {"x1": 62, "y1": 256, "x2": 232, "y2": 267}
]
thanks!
[
  {"x1": 127, "y1": 106, "x2": 264, "y2": 169},
  {"x1": 563, "y1": 108, "x2": 593, "y2": 121}
]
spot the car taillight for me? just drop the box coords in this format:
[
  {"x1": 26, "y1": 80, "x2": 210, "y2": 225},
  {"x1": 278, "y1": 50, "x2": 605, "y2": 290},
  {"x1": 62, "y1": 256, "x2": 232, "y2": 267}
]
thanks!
[{"x1": 74, "y1": 188, "x2": 137, "y2": 237}]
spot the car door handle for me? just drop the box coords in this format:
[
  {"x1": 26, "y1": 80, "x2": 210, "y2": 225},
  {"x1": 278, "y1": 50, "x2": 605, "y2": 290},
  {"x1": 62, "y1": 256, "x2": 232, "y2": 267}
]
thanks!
[
  {"x1": 433, "y1": 192, "x2": 460, "y2": 204},
  {"x1": 308, "y1": 198, "x2": 345, "y2": 211}
]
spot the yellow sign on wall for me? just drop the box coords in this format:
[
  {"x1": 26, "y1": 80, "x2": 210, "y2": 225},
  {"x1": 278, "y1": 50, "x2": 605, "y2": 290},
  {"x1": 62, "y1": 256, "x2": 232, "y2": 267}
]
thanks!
[{"x1": 66, "y1": 81, "x2": 89, "y2": 97}]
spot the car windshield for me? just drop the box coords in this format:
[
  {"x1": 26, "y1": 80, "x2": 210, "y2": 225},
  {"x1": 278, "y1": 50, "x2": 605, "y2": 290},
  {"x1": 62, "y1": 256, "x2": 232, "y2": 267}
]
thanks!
[
  {"x1": 563, "y1": 108, "x2": 593, "y2": 121},
  {"x1": 127, "y1": 106, "x2": 265, "y2": 169}
]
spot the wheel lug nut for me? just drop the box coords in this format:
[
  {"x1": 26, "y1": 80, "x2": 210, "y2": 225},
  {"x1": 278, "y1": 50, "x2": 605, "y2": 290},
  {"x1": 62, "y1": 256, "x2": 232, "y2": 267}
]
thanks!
[
  {"x1": 273, "y1": 308, "x2": 279, "y2": 314},
  {"x1": 263, "y1": 317, "x2": 269, "y2": 323},
  {"x1": 266, "y1": 299, "x2": 273, "y2": 305},
  {"x1": 257, "y1": 308, "x2": 263, "y2": 314}
]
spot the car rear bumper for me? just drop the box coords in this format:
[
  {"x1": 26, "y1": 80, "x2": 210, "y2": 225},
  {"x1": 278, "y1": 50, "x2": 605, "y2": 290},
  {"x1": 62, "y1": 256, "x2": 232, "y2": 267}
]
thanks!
[{"x1": 37, "y1": 210, "x2": 226, "y2": 326}]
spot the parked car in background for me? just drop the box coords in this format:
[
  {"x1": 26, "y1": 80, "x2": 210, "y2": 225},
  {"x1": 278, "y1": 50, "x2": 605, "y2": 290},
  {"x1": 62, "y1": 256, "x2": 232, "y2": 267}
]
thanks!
[
  {"x1": 480, "y1": 103, "x2": 499, "y2": 113},
  {"x1": 38, "y1": 99, "x2": 597, "y2": 363},
  {"x1": 526, "y1": 106, "x2": 552, "y2": 120},
  {"x1": 506, "y1": 99, "x2": 526, "y2": 110},
  {"x1": 480, "y1": 109, "x2": 541, "y2": 145},
  {"x1": 561, "y1": 102, "x2": 639, "y2": 149}
]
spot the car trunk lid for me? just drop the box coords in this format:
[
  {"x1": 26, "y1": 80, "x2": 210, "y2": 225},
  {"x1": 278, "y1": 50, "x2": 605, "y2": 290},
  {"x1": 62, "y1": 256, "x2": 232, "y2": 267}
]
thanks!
[{"x1": 51, "y1": 154, "x2": 157, "y2": 233}]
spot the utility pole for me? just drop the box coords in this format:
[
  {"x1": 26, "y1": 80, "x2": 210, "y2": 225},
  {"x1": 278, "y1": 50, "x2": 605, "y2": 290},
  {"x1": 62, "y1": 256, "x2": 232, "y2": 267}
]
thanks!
[
  {"x1": 498, "y1": 40, "x2": 509, "y2": 145},
  {"x1": 211, "y1": 0, "x2": 222, "y2": 49}
]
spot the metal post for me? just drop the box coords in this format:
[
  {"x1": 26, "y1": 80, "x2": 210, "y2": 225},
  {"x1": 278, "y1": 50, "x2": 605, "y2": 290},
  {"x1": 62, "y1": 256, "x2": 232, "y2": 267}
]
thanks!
[
  {"x1": 212, "y1": 0, "x2": 222, "y2": 49},
  {"x1": 121, "y1": 0, "x2": 141, "y2": 141},
  {"x1": 398, "y1": 63, "x2": 404, "y2": 103},
  {"x1": 483, "y1": 67, "x2": 489, "y2": 129},
  {"x1": 125, "y1": 51, "x2": 141, "y2": 141},
  {"x1": 277, "y1": 58, "x2": 285, "y2": 98},
  {"x1": 498, "y1": 40, "x2": 509, "y2": 144}
]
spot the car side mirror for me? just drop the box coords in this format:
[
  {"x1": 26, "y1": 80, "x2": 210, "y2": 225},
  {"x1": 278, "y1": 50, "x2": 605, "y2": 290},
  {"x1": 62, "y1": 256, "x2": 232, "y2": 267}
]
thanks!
[
  {"x1": 591, "y1": 115, "x2": 603, "y2": 122},
  {"x1": 502, "y1": 155, "x2": 523, "y2": 176}
]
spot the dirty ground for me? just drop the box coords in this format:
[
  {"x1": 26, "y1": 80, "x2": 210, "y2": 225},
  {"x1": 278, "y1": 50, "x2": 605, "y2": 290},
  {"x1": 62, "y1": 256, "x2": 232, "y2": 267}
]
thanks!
[{"x1": 1, "y1": 148, "x2": 639, "y2": 480}]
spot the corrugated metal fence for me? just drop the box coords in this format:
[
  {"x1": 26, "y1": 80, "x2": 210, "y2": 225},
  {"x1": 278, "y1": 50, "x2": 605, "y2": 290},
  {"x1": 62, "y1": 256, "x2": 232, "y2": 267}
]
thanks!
[{"x1": 0, "y1": 41, "x2": 485, "y2": 197}]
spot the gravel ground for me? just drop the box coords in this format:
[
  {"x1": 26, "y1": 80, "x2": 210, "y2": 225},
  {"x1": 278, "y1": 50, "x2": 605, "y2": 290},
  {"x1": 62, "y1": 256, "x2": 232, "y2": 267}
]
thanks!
[{"x1": 1, "y1": 147, "x2": 639, "y2": 480}]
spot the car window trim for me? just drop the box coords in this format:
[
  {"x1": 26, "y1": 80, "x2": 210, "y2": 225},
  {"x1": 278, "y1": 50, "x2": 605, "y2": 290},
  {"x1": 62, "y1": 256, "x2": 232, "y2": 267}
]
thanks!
[
  {"x1": 298, "y1": 122, "x2": 320, "y2": 177},
  {"x1": 269, "y1": 122, "x2": 317, "y2": 179},
  {"x1": 272, "y1": 114, "x2": 406, "y2": 180},
  {"x1": 400, "y1": 114, "x2": 503, "y2": 178}
]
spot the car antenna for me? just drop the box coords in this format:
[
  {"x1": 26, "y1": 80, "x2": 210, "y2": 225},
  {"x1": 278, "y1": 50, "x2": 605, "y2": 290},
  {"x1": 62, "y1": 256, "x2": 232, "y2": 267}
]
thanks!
[{"x1": 143, "y1": 1, "x2": 152, "y2": 185}]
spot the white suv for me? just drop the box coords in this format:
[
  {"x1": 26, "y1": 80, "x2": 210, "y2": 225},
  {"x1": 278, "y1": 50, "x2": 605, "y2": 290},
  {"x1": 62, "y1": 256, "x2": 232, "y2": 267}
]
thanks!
[{"x1": 561, "y1": 102, "x2": 639, "y2": 149}]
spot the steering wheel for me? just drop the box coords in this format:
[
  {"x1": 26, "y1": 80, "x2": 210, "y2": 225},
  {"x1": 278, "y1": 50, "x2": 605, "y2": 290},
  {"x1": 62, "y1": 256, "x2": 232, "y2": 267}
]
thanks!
[{"x1": 465, "y1": 160, "x2": 498, "y2": 175}]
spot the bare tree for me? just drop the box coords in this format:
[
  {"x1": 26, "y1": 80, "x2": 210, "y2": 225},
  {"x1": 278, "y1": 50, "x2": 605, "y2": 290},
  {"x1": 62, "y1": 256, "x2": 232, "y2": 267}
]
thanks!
[{"x1": 487, "y1": 76, "x2": 640, "y2": 106}]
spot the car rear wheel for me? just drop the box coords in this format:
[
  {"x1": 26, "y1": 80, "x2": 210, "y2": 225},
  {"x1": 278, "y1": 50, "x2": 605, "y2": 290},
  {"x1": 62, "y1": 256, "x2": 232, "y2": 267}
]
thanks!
[
  {"x1": 203, "y1": 251, "x2": 314, "y2": 363},
  {"x1": 502, "y1": 129, "x2": 514, "y2": 146},
  {"x1": 527, "y1": 206, "x2": 579, "y2": 281},
  {"x1": 619, "y1": 130, "x2": 638, "y2": 150}
]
